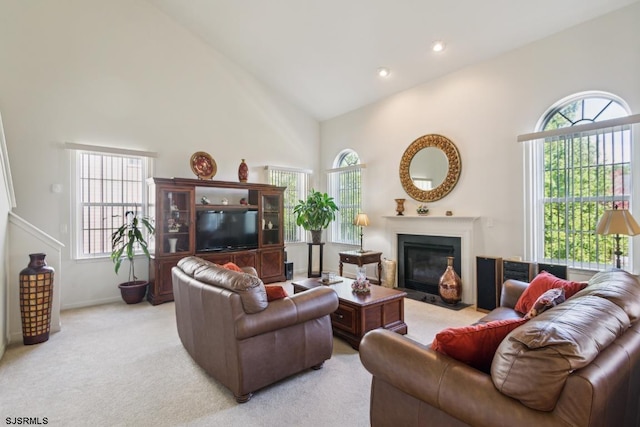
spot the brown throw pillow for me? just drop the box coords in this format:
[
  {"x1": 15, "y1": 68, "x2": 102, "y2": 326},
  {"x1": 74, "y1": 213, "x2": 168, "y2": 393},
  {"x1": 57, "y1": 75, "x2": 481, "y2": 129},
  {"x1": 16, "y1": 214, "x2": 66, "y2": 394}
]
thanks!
[{"x1": 524, "y1": 287, "x2": 565, "y2": 319}]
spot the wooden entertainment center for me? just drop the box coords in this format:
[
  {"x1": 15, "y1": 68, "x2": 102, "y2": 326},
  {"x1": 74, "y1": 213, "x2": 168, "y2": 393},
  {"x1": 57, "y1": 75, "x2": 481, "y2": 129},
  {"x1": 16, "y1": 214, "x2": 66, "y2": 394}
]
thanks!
[{"x1": 146, "y1": 177, "x2": 286, "y2": 305}]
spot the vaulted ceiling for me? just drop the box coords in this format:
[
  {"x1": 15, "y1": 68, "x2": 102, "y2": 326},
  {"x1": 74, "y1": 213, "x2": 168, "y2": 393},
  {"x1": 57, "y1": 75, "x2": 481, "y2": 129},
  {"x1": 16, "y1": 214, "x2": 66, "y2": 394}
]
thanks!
[{"x1": 148, "y1": 0, "x2": 638, "y2": 121}]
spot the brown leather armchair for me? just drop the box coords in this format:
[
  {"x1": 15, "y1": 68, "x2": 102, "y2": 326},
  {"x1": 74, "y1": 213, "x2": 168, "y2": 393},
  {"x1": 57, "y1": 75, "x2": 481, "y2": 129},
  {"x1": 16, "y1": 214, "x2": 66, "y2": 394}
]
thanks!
[{"x1": 172, "y1": 256, "x2": 339, "y2": 403}]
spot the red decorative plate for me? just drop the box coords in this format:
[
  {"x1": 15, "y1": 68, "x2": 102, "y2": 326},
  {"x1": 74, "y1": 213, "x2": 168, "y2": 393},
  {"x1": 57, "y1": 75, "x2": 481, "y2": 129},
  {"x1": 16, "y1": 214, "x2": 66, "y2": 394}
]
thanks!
[{"x1": 190, "y1": 152, "x2": 216, "y2": 180}]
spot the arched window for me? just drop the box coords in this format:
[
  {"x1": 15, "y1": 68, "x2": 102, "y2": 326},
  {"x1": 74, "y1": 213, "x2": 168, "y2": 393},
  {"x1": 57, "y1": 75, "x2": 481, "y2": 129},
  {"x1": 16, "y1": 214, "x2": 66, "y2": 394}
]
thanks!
[
  {"x1": 328, "y1": 149, "x2": 365, "y2": 245},
  {"x1": 523, "y1": 92, "x2": 638, "y2": 270}
]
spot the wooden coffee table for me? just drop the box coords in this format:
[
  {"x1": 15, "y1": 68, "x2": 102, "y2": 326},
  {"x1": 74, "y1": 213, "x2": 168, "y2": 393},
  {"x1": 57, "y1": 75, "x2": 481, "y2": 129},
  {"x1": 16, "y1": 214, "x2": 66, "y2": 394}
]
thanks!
[{"x1": 292, "y1": 277, "x2": 407, "y2": 349}]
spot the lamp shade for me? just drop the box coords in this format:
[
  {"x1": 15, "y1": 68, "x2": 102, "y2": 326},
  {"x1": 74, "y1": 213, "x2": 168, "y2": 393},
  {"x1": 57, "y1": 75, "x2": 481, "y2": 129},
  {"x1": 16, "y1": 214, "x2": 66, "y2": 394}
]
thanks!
[
  {"x1": 354, "y1": 213, "x2": 370, "y2": 227},
  {"x1": 596, "y1": 208, "x2": 640, "y2": 236}
]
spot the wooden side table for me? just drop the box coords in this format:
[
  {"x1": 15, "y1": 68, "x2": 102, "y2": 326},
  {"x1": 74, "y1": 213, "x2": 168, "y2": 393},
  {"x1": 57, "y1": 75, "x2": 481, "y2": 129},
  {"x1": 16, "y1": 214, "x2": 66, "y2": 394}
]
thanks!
[
  {"x1": 307, "y1": 242, "x2": 325, "y2": 277},
  {"x1": 339, "y1": 250, "x2": 383, "y2": 284}
]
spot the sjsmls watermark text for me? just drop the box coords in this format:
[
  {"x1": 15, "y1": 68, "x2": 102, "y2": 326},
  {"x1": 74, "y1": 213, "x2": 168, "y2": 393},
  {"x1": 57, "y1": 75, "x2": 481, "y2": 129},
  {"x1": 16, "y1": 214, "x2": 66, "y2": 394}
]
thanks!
[{"x1": 5, "y1": 418, "x2": 48, "y2": 425}]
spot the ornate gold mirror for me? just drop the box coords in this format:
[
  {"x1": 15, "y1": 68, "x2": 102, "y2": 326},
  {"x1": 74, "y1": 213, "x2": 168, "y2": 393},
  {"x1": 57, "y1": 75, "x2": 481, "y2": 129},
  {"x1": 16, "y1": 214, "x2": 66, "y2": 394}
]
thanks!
[{"x1": 399, "y1": 134, "x2": 461, "y2": 202}]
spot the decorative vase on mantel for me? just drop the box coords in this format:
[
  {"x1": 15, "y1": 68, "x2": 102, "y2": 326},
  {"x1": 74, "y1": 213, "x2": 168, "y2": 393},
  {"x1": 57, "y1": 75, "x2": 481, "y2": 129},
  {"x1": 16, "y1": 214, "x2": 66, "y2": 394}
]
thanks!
[
  {"x1": 394, "y1": 198, "x2": 406, "y2": 216},
  {"x1": 438, "y1": 256, "x2": 462, "y2": 305},
  {"x1": 19, "y1": 253, "x2": 55, "y2": 345},
  {"x1": 238, "y1": 159, "x2": 248, "y2": 183}
]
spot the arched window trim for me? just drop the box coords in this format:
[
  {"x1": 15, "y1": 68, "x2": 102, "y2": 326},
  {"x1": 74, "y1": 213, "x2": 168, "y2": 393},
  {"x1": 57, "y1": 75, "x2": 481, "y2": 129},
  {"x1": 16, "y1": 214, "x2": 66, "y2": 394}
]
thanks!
[{"x1": 535, "y1": 90, "x2": 631, "y2": 131}]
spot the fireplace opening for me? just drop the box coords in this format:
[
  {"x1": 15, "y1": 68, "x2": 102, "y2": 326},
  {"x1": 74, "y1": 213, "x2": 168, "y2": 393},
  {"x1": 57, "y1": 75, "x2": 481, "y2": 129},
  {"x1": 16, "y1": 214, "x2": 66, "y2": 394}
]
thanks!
[{"x1": 398, "y1": 234, "x2": 461, "y2": 295}]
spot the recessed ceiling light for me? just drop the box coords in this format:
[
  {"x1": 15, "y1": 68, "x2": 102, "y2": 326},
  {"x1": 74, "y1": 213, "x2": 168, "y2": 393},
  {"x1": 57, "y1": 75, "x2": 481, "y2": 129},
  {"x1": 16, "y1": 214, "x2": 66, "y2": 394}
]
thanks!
[
  {"x1": 377, "y1": 67, "x2": 390, "y2": 78},
  {"x1": 432, "y1": 41, "x2": 445, "y2": 53}
]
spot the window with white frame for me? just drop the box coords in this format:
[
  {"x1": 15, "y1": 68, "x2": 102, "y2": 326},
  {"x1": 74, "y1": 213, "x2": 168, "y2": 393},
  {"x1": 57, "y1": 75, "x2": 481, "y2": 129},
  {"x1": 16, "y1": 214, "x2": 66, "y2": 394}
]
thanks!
[
  {"x1": 72, "y1": 147, "x2": 153, "y2": 258},
  {"x1": 266, "y1": 166, "x2": 309, "y2": 243},
  {"x1": 522, "y1": 92, "x2": 640, "y2": 270},
  {"x1": 328, "y1": 150, "x2": 364, "y2": 245}
]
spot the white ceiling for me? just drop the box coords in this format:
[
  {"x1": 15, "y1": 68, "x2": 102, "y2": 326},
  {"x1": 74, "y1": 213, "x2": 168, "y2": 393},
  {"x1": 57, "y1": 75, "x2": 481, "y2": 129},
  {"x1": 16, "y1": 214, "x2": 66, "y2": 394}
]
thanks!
[{"x1": 148, "y1": 0, "x2": 638, "y2": 121}]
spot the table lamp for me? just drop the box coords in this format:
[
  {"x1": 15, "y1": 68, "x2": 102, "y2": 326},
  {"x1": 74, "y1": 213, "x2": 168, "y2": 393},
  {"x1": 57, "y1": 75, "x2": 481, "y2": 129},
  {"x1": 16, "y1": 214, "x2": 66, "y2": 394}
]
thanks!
[
  {"x1": 353, "y1": 213, "x2": 370, "y2": 253},
  {"x1": 595, "y1": 205, "x2": 640, "y2": 269}
]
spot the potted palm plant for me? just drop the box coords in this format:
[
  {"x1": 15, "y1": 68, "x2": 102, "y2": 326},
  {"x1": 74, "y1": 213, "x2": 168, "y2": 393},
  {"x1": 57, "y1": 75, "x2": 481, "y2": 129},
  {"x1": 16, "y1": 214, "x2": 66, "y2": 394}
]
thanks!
[
  {"x1": 293, "y1": 189, "x2": 339, "y2": 244},
  {"x1": 111, "y1": 210, "x2": 155, "y2": 304}
]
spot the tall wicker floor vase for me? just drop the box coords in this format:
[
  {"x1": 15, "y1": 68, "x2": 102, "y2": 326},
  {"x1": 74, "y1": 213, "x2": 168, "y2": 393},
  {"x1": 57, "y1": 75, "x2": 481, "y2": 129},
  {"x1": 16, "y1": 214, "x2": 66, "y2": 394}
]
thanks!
[{"x1": 19, "y1": 253, "x2": 54, "y2": 345}]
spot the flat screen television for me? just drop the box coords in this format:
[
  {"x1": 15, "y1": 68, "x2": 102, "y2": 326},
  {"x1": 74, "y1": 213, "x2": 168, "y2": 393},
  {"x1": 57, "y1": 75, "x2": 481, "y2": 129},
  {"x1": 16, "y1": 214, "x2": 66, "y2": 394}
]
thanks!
[{"x1": 196, "y1": 209, "x2": 259, "y2": 252}]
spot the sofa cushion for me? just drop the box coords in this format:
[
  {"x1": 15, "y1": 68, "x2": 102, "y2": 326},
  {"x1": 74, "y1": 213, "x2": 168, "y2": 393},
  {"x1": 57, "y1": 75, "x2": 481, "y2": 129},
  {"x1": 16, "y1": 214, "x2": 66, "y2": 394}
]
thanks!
[
  {"x1": 492, "y1": 295, "x2": 630, "y2": 411},
  {"x1": 514, "y1": 271, "x2": 586, "y2": 314},
  {"x1": 572, "y1": 269, "x2": 640, "y2": 324},
  {"x1": 524, "y1": 287, "x2": 565, "y2": 319},
  {"x1": 176, "y1": 256, "x2": 217, "y2": 277},
  {"x1": 431, "y1": 318, "x2": 528, "y2": 372},
  {"x1": 265, "y1": 285, "x2": 288, "y2": 301},
  {"x1": 193, "y1": 263, "x2": 268, "y2": 314}
]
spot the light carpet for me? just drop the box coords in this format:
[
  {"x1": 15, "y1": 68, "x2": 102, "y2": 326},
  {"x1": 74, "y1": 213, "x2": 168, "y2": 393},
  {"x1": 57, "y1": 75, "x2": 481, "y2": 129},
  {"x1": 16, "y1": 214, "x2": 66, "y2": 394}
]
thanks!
[{"x1": 0, "y1": 281, "x2": 482, "y2": 426}]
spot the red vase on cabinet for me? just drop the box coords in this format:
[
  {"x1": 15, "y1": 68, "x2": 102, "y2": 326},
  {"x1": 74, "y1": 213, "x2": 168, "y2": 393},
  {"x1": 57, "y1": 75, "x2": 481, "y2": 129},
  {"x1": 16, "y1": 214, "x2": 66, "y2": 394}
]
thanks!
[{"x1": 238, "y1": 159, "x2": 248, "y2": 183}]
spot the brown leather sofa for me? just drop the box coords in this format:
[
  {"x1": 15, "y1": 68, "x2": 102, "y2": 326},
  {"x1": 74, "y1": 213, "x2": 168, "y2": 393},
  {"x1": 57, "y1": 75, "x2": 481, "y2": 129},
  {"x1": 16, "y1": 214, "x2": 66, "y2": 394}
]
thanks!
[
  {"x1": 172, "y1": 256, "x2": 339, "y2": 403},
  {"x1": 360, "y1": 270, "x2": 640, "y2": 426}
]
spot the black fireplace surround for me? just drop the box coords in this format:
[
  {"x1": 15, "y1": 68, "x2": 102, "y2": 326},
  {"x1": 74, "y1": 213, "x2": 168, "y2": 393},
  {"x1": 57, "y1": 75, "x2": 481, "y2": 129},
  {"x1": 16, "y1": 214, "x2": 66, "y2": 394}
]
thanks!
[{"x1": 398, "y1": 234, "x2": 462, "y2": 296}]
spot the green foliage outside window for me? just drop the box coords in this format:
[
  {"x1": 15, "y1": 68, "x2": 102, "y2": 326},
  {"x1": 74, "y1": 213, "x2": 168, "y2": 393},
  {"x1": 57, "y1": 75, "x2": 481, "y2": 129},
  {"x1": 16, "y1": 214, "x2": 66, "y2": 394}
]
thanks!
[{"x1": 541, "y1": 96, "x2": 630, "y2": 267}]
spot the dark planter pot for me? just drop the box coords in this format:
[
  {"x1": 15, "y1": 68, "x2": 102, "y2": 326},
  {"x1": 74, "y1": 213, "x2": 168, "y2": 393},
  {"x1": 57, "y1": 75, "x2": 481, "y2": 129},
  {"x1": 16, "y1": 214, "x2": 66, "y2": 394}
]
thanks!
[
  {"x1": 118, "y1": 280, "x2": 148, "y2": 304},
  {"x1": 310, "y1": 230, "x2": 323, "y2": 244}
]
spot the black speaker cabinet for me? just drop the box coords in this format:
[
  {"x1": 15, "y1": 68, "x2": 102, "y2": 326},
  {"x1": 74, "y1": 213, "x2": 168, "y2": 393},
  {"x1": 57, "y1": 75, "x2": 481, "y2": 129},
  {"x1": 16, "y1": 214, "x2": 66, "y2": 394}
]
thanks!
[
  {"x1": 536, "y1": 262, "x2": 568, "y2": 279},
  {"x1": 476, "y1": 256, "x2": 503, "y2": 312},
  {"x1": 284, "y1": 261, "x2": 294, "y2": 280},
  {"x1": 503, "y1": 260, "x2": 536, "y2": 283}
]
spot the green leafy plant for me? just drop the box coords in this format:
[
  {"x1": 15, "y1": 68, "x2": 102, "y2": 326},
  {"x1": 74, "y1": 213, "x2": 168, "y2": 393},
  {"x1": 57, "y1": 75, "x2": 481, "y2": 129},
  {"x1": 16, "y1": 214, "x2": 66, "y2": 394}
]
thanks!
[
  {"x1": 293, "y1": 189, "x2": 339, "y2": 231},
  {"x1": 110, "y1": 210, "x2": 155, "y2": 283}
]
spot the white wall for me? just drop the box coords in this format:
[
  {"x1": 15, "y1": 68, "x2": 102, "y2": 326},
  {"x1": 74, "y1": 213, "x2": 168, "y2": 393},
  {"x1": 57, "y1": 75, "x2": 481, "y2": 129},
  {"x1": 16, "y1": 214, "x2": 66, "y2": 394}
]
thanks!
[
  {"x1": 0, "y1": 0, "x2": 319, "y2": 323},
  {"x1": 320, "y1": 3, "x2": 640, "y2": 277}
]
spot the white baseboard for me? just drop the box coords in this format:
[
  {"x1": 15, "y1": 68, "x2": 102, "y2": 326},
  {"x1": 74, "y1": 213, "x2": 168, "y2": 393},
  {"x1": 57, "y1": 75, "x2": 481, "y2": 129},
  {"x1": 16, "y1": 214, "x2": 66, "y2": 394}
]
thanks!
[{"x1": 61, "y1": 296, "x2": 122, "y2": 311}]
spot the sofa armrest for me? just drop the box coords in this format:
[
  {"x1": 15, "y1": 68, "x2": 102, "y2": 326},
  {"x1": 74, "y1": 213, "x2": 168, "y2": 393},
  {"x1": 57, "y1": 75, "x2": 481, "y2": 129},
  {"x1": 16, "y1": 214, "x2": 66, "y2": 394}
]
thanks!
[
  {"x1": 289, "y1": 286, "x2": 339, "y2": 320},
  {"x1": 499, "y1": 279, "x2": 528, "y2": 309},
  {"x1": 359, "y1": 329, "x2": 554, "y2": 427},
  {"x1": 235, "y1": 287, "x2": 338, "y2": 340},
  {"x1": 360, "y1": 328, "x2": 486, "y2": 409}
]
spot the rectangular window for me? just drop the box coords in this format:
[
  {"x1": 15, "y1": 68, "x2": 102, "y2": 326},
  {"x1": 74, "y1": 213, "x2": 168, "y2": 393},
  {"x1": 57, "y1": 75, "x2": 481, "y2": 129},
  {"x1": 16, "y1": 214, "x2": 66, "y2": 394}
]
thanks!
[
  {"x1": 328, "y1": 165, "x2": 363, "y2": 245},
  {"x1": 266, "y1": 166, "x2": 309, "y2": 243},
  {"x1": 523, "y1": 116, "x2": 639, "y2": 270},
  {"x1": 74, "y1": 150, "x2": 152, "y2": 258}
]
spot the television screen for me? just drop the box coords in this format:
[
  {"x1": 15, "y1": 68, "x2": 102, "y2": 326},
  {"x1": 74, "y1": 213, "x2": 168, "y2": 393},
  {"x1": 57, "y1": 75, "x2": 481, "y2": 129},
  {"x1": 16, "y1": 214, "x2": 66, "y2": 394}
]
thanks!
[{"x1": 196, "y1": 209, "x2": 258, "y2": 252}]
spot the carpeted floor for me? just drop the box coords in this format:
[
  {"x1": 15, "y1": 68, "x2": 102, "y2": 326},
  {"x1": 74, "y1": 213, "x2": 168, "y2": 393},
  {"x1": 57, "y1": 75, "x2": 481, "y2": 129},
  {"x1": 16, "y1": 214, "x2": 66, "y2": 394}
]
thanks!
[{"x1": 0, "y1": 279, "x2": 483, "y2": 426}]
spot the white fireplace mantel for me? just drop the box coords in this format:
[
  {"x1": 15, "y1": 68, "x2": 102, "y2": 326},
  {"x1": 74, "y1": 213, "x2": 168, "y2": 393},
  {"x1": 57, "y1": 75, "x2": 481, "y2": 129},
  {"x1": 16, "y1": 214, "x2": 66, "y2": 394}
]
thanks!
[{"x1": 384, "y1": 215, "x2": 480, "y2": 305}]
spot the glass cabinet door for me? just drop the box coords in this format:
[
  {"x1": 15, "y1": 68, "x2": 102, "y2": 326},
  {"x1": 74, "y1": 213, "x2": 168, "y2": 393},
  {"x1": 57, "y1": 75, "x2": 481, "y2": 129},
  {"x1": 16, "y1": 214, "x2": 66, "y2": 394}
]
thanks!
[
  {"x1": 159, "y1": 187, "x2": 193, "y2": 256},
  {"x1": 261, "y1": 192, "x2": 282, "y2": 246}
]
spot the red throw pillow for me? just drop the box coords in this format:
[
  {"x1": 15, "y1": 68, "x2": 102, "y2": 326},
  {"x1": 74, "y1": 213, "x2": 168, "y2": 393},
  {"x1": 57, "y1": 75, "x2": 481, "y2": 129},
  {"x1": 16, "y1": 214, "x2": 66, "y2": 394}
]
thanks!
[
  {"x1": 265, "y1": 285, "x2": 288, "y2": 302},
  {"x1": 431, "y1": 318, "x2": 528, "y2": 372},
  {"x1": 514, "y1": 271, "x2": 587, "y2": 314},
  {"x1": 222, "y1": 262, "x2": 243, "y2": 272}
]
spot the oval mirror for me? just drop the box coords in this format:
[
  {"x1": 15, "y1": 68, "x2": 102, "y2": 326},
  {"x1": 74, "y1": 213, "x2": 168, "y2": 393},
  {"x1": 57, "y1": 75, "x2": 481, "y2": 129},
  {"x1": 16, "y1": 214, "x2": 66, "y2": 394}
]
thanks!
[{"x1": 399, "y1": 134, "x2": 461, "y2": 202}]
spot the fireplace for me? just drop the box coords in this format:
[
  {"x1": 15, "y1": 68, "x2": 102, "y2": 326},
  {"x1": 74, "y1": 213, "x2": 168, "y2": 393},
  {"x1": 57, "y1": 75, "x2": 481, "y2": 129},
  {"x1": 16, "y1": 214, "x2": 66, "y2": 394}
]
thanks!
[
  {"x1": 384, "y1": 214, "x2": 479, "y2": 304},
  {"x1": 398, "y1": 234, "x2": 461, "y2": 295}
]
